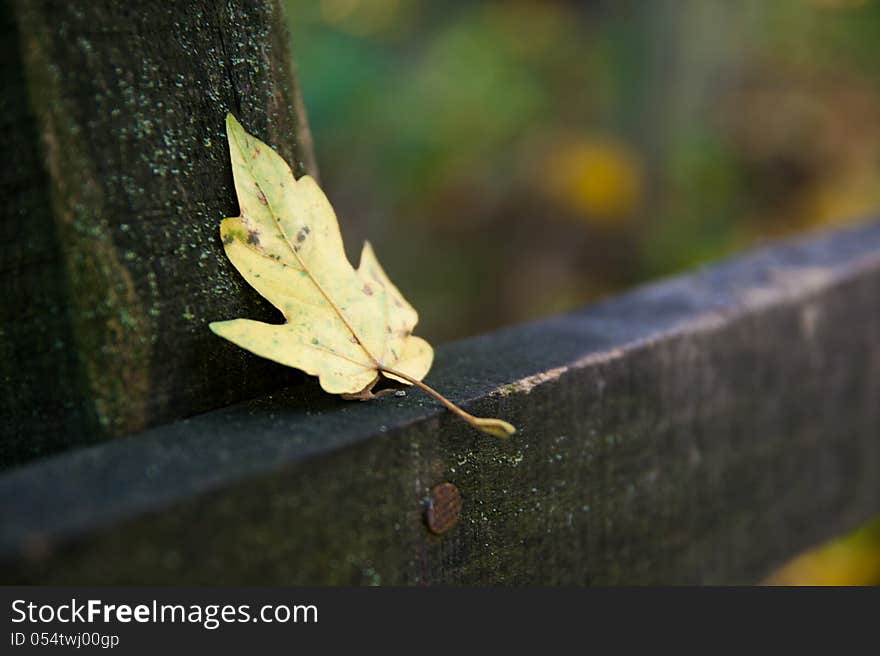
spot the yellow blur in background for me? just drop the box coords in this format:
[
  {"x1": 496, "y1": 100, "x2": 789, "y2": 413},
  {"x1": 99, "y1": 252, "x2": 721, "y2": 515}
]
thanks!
[
  {"x1": 767, "y1": 517, "x2": 880, "y2": 585},
  {"x1": 540, "y1": 137, "x2": 643, "y2": 226}
]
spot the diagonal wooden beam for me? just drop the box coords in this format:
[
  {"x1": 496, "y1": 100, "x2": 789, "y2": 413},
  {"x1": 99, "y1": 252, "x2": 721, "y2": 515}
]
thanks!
[{"x1": 1, "y1": 220, "x2": 879, "y2": 584}]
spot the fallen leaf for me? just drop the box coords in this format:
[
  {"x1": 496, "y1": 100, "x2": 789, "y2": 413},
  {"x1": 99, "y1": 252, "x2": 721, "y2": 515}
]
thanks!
[{"x1": 210, "y1": 114, "x2": 515, "y2": 438}]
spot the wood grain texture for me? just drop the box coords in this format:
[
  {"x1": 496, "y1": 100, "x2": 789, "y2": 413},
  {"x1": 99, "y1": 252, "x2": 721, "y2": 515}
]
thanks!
[
  {"x1": 3, "y1": 0, "x2": 317, "y2": 466},
  {"x1": 1, "y1": 221, "x2": 878, "y2": 584},
  {"x1": 0, "y1": 1, "x2": 92, "y2": 467}
]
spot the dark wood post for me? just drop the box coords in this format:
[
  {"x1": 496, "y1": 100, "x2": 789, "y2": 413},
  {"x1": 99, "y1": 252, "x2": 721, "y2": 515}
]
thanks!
[
  {"x1": 1, "y1": 1, "x2": 90, "y2": 465},
  {"x1": 1, "y1": 0, "x2": 317, "y2": 467}
]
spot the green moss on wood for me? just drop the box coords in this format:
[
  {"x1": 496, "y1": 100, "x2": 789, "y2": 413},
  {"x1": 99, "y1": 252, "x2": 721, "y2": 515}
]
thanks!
[{"x1": 8, "y1": 0, "x2": 319, "y2": 447}]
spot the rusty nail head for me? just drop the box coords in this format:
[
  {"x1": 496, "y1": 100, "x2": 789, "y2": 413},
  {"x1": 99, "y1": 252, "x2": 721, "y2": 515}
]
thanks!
[{"x1": 425, "y1": 482, "x2": 462, "y2": 535}]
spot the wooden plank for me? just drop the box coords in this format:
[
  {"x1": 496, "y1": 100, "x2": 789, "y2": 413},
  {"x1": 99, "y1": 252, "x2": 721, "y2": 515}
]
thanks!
[
  {"x1": 1, "y1": 221, "x2": 879, "y2": 584},
  {"x1": 2, "y1": 0, "x2": 316, "y2": 466},
  {"x1": 0, "y1": 0, "x2": 92, "y2": 466}
]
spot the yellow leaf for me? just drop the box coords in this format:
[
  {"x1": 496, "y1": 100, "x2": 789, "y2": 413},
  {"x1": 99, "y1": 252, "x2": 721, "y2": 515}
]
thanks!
[{"x1": 210, "y1": 114, "x2": 514, "y2": 438}]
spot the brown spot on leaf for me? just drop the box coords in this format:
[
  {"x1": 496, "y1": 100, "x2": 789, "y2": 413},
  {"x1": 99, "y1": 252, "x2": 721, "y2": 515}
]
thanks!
[
  {"x1": 222, "y1": 233, "x2": 234, "y2": 245},
  {"x1": 362, "y1": 284, "x2": 373, "y2": 296},
  {"x1": 256, "y1": 189, "x2": 268, "y2": 205},
  {"x1": 247, "y1": 230, "x2": 260, "y2": 245},
  {"x1": 295, "y1": 225, "x2": 311, "y2": 244},
  {"x1": 252, "y1": 147, "x2": 260, "y2": 159}
]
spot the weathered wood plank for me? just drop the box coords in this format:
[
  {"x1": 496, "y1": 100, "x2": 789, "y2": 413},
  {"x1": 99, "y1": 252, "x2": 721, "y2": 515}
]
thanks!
[
  {"x1": 1, "y1": 221, "x2": 879, "y2": 584},
  {"x1": 0, "y1": 0, "x2": 93, "y2": 467},
  {"x1": 2, "y1": 0, "x2": 316, "y2": 466}
]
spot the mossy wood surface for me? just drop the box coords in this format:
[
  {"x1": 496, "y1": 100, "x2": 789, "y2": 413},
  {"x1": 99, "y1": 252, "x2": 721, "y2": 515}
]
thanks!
[
  {"x1": 2, "y1": 0, "x2": 317, "y2": 468},
  {"x1": 1, "y1": 222, "x2": 878, "y2": 584},
  {"x1": 0, "y1": 2, "x2": 93, "y2": 468}
]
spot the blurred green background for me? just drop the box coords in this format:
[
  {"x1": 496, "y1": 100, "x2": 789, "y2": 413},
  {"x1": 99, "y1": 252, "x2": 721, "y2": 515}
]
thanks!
[
  {"x1": 286, "y1": 0, "x2": 880, "y2": 343},
  {"x1": 283, "y1": 0, "x2": 880, "y2": 585}
]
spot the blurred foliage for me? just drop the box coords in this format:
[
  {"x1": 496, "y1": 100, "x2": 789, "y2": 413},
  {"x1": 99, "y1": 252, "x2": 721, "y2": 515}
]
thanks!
[
  {"x1": 285, "y1": 0, "x2": 880, "y2": 343},
  {"x1": 765, "y1": 516, "x2": 880, "y2": 585}
]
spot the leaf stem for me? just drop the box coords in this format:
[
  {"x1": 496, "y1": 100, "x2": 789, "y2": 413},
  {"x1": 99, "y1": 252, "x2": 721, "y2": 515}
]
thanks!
[{"x1": 379, "y1": 366, "x2": 515, "y2": 439}]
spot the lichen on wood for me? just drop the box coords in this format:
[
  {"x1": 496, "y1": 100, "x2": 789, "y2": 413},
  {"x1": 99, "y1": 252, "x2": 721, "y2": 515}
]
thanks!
[{"x1": 5, "y1": 0, "x2": 318, "y2": 459}]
